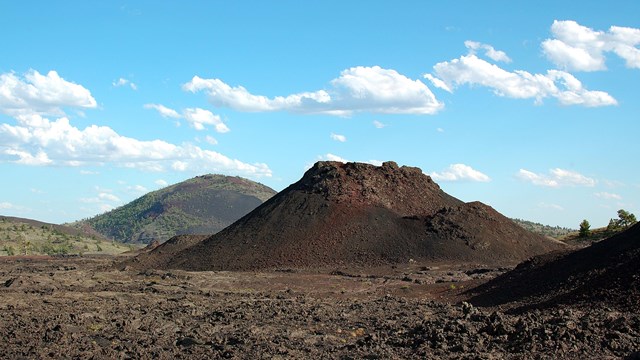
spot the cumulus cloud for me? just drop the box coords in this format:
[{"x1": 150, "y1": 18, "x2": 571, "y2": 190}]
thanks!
[
  {"x1": 144, "y1": 103, "x2": 181, "y2": 118},
  {"x1": 464, "y1": 40, "x2": 512, "y2": 63},
  {"x1": 542, "y1": 20, "x2": 640, "y2": 71},
  {"x1": 425, "y1": 53, "x2": 617, "y2": 107},
  {"x1": 594, "y1": 192, "x2": 622, "y2": 200},
  {"x1": 184, "y1": 66, "x2": 443, "y2": 116},
  {"x1": 144, "y1": 104, "x2": 229, "y2": 133},
  {"x1": 429, "y1": 164, "x2": 491, "y2": 182},
  {"x1": 155, "y1": 179, "x2": 168, "y2": 187},
  {"x1": 183, "y1": 108, "x2": 229, "y2": 132},
  {"x1": 0, "y1": 113, "x2": 271, "y2": 177},
  {"x1": 0, "y1": 70, "x2": 97, "y2": 116},
  {"x1": 517, "y1": 168, "x2": 596, "y2": 187},
  {"x1": 112, "y1": 77, "x2": 137, "y2": 90},
  {"x1": 330, "y1": 133, "x2": 347, "y2": 142}
]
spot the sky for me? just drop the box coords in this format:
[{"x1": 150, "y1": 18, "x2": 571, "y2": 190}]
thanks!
[{"x1": 0, "y1": 1, "x2": 638, "y2": 228}]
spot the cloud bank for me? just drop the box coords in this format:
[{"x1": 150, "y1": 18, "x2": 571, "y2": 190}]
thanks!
[
  {"x1": 517, "y1": 168, "x2": 596, "y2": 187},
  {"x1": 425, "y1": 54, "x2": 617, "y2": 107},
  {"x1": 184, "y1": 66, "x2": 443, "y2": 116}
]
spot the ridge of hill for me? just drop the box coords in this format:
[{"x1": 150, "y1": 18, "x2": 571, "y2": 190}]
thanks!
[
  {"x1": 510, "y1": 218, "x2": 574, "y2": 239},
  {"x1": 468, "y1": 222, "x2": 640, "y2": 312},
  {"x1": 130, "y1": 161, "x2": 565, "y2": 271},
  {"x1": 73, "y1": 174, "x2": 277, "y2": 244},
  {"x1": 0, "y1": 215, "x2": 128, "y2": 256}
]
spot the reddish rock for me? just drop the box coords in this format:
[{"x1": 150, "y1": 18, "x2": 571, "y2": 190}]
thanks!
[{"x1": 135, "y1": 161, "x2": 564, "y2": 271}]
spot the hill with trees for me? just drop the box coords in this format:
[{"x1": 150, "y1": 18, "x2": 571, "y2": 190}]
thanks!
[
  {"x1": 72, "y1": 174, "x2": 276, "y2": 244},
  {"x1": 0, "y1": 216, "x2": 129, "y2": 256},
  {"x1": 510, "y1": 218, "x2": 574, "y2": 239}
]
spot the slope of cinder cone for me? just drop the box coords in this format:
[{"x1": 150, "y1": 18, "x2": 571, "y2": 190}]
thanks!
[
  {"x1": 468, "y1": 223, "x2": 640, "y2": 311},
  {"x1": 140, "y1": 161, "x2": 564, "y2": 271}
]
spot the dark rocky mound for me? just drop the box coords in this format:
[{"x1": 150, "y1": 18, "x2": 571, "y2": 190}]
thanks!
[
  {"x1": 468, "y1": 223, "x2": 640, "y2": 312},
  {"x1": 136, "y1": 161, "x2": 564, "y2": 271},
  {"x1": 121, "y1": 234, "x2": 208, "y2": 271}
]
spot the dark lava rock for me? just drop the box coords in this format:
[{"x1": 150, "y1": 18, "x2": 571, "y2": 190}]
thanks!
[
  {"x1": 468, "y1": 223, "x2": 640, "y2": 312},
  {"x1": 132, "y1": 161, "x2": 564, "y2": 271}
]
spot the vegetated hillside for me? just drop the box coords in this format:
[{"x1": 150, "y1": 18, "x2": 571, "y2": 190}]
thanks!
[
  {"x1": 510, "y1": 218, "x2": 574, "y2": 239},
  {"x1": 468, "y1": 222, "x2": 640, "y2": 312},
  {"x1": 130, "y1": 161, "x2": 565, "y2": 271},
  {"x1": 0, "y1": 216, "x2": 129, "y2": 256},
  {"x1": 75, "y1": 174, "x2": 276, "y2": 244},
  {"x1": 560, "y1": 226, "x2": 621, "y2": 244}
]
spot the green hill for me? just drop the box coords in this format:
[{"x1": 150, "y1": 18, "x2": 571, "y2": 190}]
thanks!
[
  {"x1": 510, "y1": 218, "x2": 574, "y2": 239},
  {"x1": 0, "y1": 216, "x2": 130, "y2": 256},
  {"x1": 72, "y1": 174, "x2": 277, "y2": 244}
]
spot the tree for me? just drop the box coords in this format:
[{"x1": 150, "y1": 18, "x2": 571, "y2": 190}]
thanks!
[
  {"x1": 617, "y1": 209, "x2": 637, "y2": 229},
  {"x1": 607, "y1": 209, "x2": 638, "y2": 231},
  {"x1": 579, "y1": 219, "x2": 591, "y2": 238}
]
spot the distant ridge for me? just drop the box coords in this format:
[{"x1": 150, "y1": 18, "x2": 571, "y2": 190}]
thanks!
[
  {"x1": 131, "y1": 161, "x2": 565, "y2": 271},
  {"x1": 74, "y1": 174, "x2": 276, "y2": 244}
]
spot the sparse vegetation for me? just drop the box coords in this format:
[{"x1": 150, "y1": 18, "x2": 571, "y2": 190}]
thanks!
[
  {"x1": 72, "y1": 174, "x2": 276, "y2": 244},
  {"x1": 0, "y1": 216, "x2": 136, "y2": 256},
  {"x1": 511, "y1": 218, "x2": 574, "y2": 239}
]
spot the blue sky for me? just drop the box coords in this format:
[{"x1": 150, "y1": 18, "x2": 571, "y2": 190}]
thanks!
[{"x1": 1, "y1": 1, "x2": 638, "y2": 228}]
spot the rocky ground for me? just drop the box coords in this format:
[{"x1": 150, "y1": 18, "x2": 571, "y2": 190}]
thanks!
[{"x1": 1, "y1": 255, "x2": 638, "y2": 359}]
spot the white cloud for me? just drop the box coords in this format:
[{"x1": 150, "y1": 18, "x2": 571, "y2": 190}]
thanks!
[
  {"x1": 99, "y1": 204, "x2": 114, "y2": 213},
  {"x1": 594, "y1": 192, "x2": 622, "y2": 200},
  {"x1": 99, "y1": 193, "x2": 121, "y2": 202},
  {"x1": 144, "y1": 104, "x2": 229, "y2": 133},
  {"x1": 321, "y1": 153, "x2": 348, "y2": 163},
  {"x1": 0, "y1": 113, "x2": 271, "y2": 178},
  {"x1": 436, "y1": 127, "x2": 444, "y2": 133},
  {"x1": 155, "y1": 179, "x2": 168, "y2": 187},
  {"x1": 464, "y1": 40, "x2": 512, "y2": 63},
  {"x1": 183, "y1": 108, "x2": 229, "y2": 133},
  {"x1": 425, "y1": 53, "x2": 617, "y2": 107},
  {"x1": 429, "y1": 164, "x2": 491, "y2": 182},
  {"x1": 127, "y1": 185, "x2": 148, "y2": 194},
  {"x1": 204, "y1": 135, "x2": 218, "y2": 145},
  {"x1": 113, "y1": 77, "x2": 137, "y2": 90},
  {"x1": 184, "y1": 66, "x2": 443, "y2": 115},
  {"x1": 330, "y1": 133, "x2": 347, "y2": 142},
  {"x1": 366, "y1": 160, "x2": 384, "y2": 166},
  {"x1": 80, "y1": 170, "x2": 99, "y2": 175},
  {"x1": 0, "y1": 70, "x2": 97, "y2": 116},
  {"x1": 0, "y1": 201, "x2": 15, "y2": 209},
  {"x1": 373, "y1": 120, "x2": 387, "y2": 129},
  {"x1": 517, "y1": 168, "x2": 596, "y2": 187},
  {"x1": 144, "y1": 103, "x2": 181, "y2": 119},
  {"x1": 542, "y1": 20, "x2": 640, "y2": 71},
  {"x1": 538, "y1": 202, "x2": 564, "y2": 211}
]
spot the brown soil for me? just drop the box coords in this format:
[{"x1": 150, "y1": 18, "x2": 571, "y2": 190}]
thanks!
[
  {"x1": 1, "y1": 256, "x2": 638, "y2": 359},
  {"x1": 467, "y1": 223, "x2": 640, "y2": 313},
  {"x1": 134, "y1": 161, "x2": 565, "y2": 271}
]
